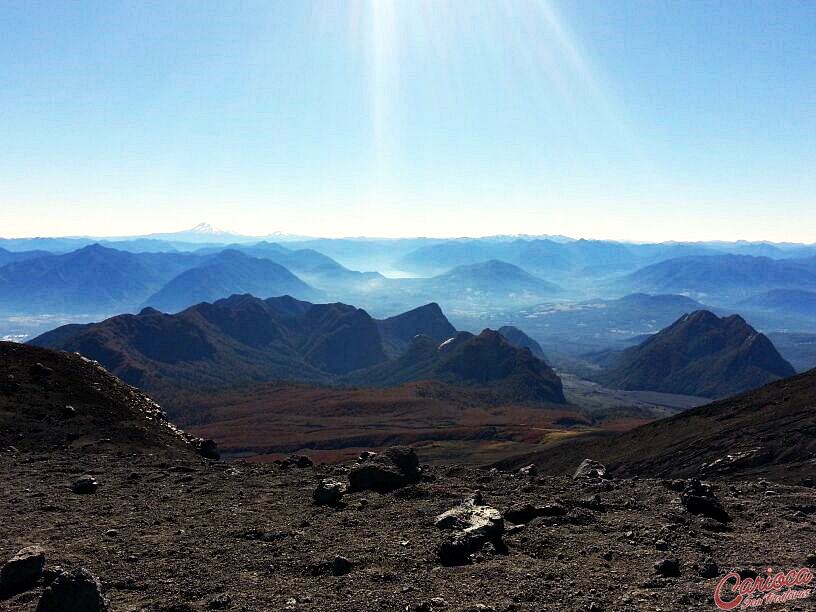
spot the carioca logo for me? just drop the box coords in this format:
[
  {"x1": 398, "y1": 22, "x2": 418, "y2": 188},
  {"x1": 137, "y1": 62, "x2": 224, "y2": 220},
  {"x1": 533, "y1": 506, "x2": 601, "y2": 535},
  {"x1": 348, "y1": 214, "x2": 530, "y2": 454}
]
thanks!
[{"x1": 714, "y1": 567, "x2": 813, "y2": 609}]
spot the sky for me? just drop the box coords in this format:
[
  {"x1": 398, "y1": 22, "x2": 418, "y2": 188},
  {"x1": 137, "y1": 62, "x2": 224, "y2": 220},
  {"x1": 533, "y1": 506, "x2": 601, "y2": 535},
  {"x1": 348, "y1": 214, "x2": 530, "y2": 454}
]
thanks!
[{"x1": 1, "y1": 1, "x2": 814, "y2": 242}]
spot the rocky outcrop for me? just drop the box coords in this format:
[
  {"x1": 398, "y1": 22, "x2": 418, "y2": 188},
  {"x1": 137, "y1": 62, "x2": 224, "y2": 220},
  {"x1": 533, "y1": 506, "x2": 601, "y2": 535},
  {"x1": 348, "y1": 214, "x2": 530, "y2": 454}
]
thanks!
[
  {"x1": 348, "y1": 446, "x2": 422, "y2": 493},
  {"x1": 435, "y1": 492, "x2": 505, "y2": 565}
]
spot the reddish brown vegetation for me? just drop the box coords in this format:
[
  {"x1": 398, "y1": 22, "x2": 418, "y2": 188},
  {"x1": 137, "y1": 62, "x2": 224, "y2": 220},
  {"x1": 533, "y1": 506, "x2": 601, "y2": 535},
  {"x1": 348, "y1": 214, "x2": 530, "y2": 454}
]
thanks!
[{"x1": 172, "y1": 381, "x2": 594, "y2": 464}]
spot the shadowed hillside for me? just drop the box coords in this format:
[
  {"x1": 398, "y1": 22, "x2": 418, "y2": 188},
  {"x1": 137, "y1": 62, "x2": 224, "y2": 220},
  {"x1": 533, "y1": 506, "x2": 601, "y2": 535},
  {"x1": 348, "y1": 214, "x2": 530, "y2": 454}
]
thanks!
[{"x1": 599, "y1": 310, "x2": 795, "y2": 398}]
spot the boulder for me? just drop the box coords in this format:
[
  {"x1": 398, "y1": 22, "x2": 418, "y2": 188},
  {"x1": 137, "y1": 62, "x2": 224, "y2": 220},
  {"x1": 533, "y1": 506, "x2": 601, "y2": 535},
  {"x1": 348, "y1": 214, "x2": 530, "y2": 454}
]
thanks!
[
  {"x1": 197, "y1": 439, "x2": 220, "y2": 460},
  {"x1": 313, "y1": 479, "x2": 346, "y2": 506},
  {"x1": 654, "y1": 558, "x2": 680, "y2": 577},
  {"x1": 680, "y1": 479, "x2": 730, "y2": 523},
  {"x1": 573, "y1": 459, "x2": 608, "y2": 480},
  {"x1": 0, "y1": 546, "x2": 46, "y2": 593},
  {"x1": 517, "y1": 464, "x2": 537, "y2": 477},
  {"x1": 36, "y1": 568, "x2": 108, "y2": 612},
  {"x1": 348, "y1": 446, "x2": 421, "y2": 493},
  {"x1": 71, "y1": 475, "x2": 99, "y2": 495},
  {"x1": 503, "y1": 501, "x2": 566, "y2": 524},
  {"x1": 331, "y1": 556, "x2": 352, "y2": 576},
  {"x1": 435, "y1": 492, "x2": 504, "y2": 565}
]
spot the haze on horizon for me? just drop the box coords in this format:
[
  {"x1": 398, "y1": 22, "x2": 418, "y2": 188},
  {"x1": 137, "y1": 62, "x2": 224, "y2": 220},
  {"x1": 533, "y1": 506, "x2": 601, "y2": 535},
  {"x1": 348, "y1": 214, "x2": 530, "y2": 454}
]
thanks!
[{"x1": 1, "y1": 1, "x2": 814, "y2": 242}]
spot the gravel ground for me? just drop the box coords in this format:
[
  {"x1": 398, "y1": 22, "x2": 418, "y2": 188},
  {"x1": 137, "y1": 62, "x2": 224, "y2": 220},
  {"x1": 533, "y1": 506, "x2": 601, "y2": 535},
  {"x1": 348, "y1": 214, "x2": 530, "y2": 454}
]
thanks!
[{"x1": 2, "y1": 450, "x2": 816, "y2": 611}]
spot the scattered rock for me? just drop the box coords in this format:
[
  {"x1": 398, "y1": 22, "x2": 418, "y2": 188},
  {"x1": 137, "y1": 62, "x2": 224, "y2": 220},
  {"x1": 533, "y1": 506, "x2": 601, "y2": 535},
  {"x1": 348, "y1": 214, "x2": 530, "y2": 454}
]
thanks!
[
  {"x1": 503, "y1": 503, "x2": 538, "y2": 524},
  {"x1": 196, "y1": 439, "x2": 220, "y2": 460},
  {"x1": 806, "y1": 552, "x2": 816, "y2": 568},
  {"x1": 36, "y1": 567, "x2": 108, "y2": 611},
  {"x1": 504, "y1": 501, "x2": 566, "y2": 524},
  {"x1": 331, "y1": 556, "x2": 352, "y2": 576},
  {"x1": 517, "y1": 464, "x2": 537, "y2": 477},
  {"x1": 71, "y1": 475, "x2": 99, "y2": 495},
  {"x1": 0, "y1": 546, "x2": 46, "y2": 593},
  {"x1": 313, "y1": 479, "x2": 346, "y2": 506},
  {"x1": 207, "y1": 594, "x2": 232, "y2": 609},
  {"x1": 680, "y1": 479, "x2": 730, "y2": 523},
  {"x1": 654, "y1": 558, "x2": 680, "y2": 577},
  {"x1": 278, "y1": 455, "x2": 312, "y2": 469},
  {"x1": 700, "y1": 558, "x2": 719, "y2": 578},
  {"x1": 436, "y1": 492, "x2": 504, "y2": 565},
  {"x1": 60, "y1": 405, "x2": 76, "y2": 419},
  {"x1": 348, "y1": 446, "x2": 422, "y2": 493},
  {"x1": 654, "y1": 539, "x2": 669, "y2": 551},
  {"x1": 573, "y1": 459, "x2": 608, "y2": 480}
]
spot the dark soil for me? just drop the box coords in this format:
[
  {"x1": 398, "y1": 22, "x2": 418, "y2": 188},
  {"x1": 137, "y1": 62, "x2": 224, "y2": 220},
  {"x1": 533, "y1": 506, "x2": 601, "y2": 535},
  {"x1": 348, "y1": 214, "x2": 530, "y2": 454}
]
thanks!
[{"x1": 3, "y1": 450, "x2": 816, "y2": 611}]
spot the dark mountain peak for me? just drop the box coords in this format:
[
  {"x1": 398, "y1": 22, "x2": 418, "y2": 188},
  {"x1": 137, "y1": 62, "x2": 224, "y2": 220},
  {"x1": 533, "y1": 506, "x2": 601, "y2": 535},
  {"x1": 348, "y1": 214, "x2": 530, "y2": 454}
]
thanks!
[
  {"x1": 210, "y1": 248, "x2": 248, "y2": 260},
  {"x1": 210, "y1": 293, "x2": 267, "y2": 309},
  {"x1": 378, "y1": 303, "x2": 457, "y2": 357},
  {"x1": 432, "y1": 328, "x2": 565, "y2": 403},
  {"x1": 138, "y1": 306, "x2": 163, "y2": 316},
  {"x1": 601, "y1": 310, "x2": 795, "y2": 398},
  {"x1": 343, "y1": 327, "x2": 565, "y2": 404},
  {"x1": 677, "y1": 309, "x2": 721, "y2": 327},
  {"x1": 143, "y1": 254, "x2": 319, "y2": 313},
  {"x1": 75, "y1": 242, "x2": 115, "y2": 255},
  {"x1": 497, "y1": 325, "x2": 548, "y2": 362}
]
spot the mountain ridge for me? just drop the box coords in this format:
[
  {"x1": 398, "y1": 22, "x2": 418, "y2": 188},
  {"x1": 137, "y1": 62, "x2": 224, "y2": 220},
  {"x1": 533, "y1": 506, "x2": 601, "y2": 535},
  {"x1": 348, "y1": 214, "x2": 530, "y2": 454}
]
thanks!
[{"x1": 598, "y1": 310, "x2": 795, "y2": 398}]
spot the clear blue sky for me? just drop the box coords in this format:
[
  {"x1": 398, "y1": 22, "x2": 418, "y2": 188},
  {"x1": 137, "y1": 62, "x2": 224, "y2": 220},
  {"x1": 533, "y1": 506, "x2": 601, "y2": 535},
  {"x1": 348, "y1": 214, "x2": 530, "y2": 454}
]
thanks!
[{"x1": 1, "y1": 1, "x2": 814, "y2": 241}]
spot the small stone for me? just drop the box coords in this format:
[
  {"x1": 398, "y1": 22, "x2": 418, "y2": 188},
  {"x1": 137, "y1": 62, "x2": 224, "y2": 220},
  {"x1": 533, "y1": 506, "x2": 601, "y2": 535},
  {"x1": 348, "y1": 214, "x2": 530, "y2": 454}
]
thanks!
[
  {"x1": 573, "y1": 459, "x2": 608, "y2": 480},
  {"x1": 518, "y1": 464, "x2": 537, "y2": 477},
  {"x1": 654, "y1": 558, "x2": 680, "y2": 577},
  {"x1": 71, "y1": 475, "x2": 99, "y2": 495},
  {"x1": 0, "y1": 546, "x2": 46, "y2": 592},
  {"x1": 806, "y1": 552, "x2": 816, "y2": 568},
  {"x1": 104, "y1": 529, "x2": 118, "y2": 537},
  {"x1": 313, "y1": 479, "x2": 346, "y2": 506},
  {"x1": 331, "y1": 556, "x2": 352, "y2": 576},
  {"x1": 680, "y1": 479, "x2": 730, "y2": 523},
  {"x1": 700, "y1": 558, "x2": 719, "y2": 578},
  {"x1": 207, "y1": 593, "x2": 232, "y2": 609},
  {"x1": 654, "y1": 539, "x2": 669, "y2": 551},
  {"x1": 60, "y1": 405, "x2": 76, "y2": 419}
]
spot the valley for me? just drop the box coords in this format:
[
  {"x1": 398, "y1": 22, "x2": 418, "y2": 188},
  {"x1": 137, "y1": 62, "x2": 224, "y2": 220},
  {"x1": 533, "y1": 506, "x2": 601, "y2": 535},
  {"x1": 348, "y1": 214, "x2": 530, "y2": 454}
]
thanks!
[{"x1": 3, "y1": 228, "x2": 813, "y2": 469}]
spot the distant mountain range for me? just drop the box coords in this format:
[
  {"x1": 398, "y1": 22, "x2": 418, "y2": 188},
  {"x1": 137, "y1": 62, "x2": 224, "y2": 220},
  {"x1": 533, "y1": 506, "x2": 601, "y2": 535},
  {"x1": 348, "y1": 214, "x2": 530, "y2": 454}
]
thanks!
[
  {"x1": 144, "y1": 250, "x2": 322, "y2": 313},
  {"x1": 0, "y1": 244, "x2": 200, "y2": 314},
  {"x1": 598, "y1": 310, "x2": 795, "y2": 398},
  {"x1": 739, "y1": 288, "x2": 816, "y2": 317},
  {"x1": 424, "y1": 260, "x2": 560, "y2": 296},
  {"x1": 618, "y1": 254, "x2": 816, "y2": 300},
  {"x1": 30, "y1": 295, "x2": 564, "y2": 404}
]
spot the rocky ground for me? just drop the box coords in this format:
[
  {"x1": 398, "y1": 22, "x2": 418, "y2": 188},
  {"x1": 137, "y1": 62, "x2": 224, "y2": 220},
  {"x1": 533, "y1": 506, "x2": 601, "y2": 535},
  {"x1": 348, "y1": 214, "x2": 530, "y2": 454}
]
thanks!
[{"x1": 2, "y1": 446, "x2": 816, "y2": 611}]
